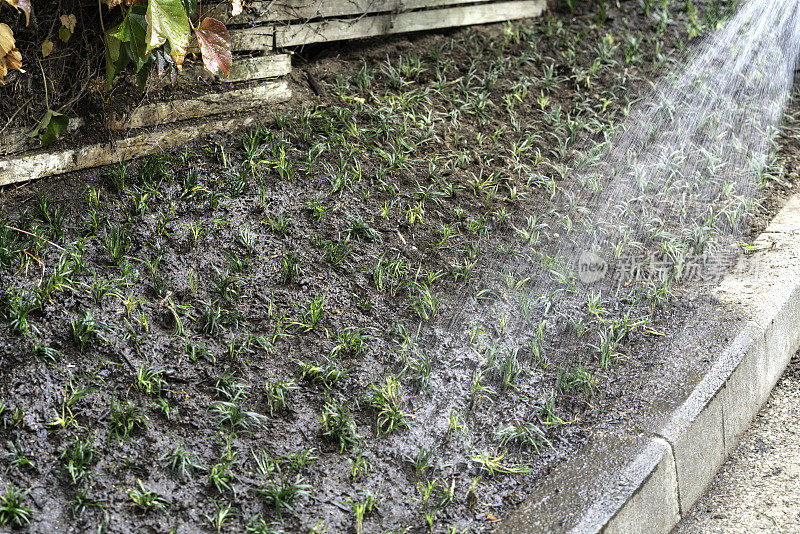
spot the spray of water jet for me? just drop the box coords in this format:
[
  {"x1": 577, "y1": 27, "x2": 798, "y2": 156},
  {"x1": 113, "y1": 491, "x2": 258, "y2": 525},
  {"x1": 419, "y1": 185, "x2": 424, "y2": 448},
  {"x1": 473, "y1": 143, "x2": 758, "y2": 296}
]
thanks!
[{"x1": 433, "y1": 0, "x2": 800, "y2": 424}]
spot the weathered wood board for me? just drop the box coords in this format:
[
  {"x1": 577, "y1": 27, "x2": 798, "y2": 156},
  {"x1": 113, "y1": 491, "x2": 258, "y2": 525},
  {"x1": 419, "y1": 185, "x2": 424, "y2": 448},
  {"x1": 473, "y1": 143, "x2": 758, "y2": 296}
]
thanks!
[
  {"x1": 0, "y1": 115, "x2": 262, "y2": 188},
  {"x1": 209, "y1": 0, "x2": 508, "y2": 24},
  {"x1": 108, "y1": 81, "x2": 290, "y2": 130},
  {"x1": 180, "y1": 54, "x2": 291, "y2": 83},
  {"x1": 275, "y1": 0, "x2": 546, "y2": 46},
  {"x1": 1, "y1": 119, "x2": 85, "y2": 158}
]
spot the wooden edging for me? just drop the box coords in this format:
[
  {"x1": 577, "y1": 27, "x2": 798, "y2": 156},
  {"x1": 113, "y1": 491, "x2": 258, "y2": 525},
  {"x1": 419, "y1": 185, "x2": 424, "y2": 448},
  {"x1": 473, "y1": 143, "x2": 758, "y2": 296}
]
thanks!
[
  {"x1": 180, "y1": 54, "x2": 290, "y2": 83},
  {"x1": 1, "y1": 118, "x2": 84, "y2": 158},
  {"x1": 275, "y1": 0, "x2": 546, "y2": 47},
  {"x1": 210, "y1": 0, "x2": 507, "y2": 24},
  {"x1": 0, "y1": 113, "x2": 268, "y2": 188},
  {"x1": 108, "y1": 80, "x2": 290, "y2": 130}
]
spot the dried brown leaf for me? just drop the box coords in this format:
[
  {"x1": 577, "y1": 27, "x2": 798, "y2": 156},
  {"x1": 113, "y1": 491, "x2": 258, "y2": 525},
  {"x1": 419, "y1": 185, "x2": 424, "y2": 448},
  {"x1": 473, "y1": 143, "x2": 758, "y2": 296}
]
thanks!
[{"x1": 60, "y1": 13, "x2": 77, "y2": 33}]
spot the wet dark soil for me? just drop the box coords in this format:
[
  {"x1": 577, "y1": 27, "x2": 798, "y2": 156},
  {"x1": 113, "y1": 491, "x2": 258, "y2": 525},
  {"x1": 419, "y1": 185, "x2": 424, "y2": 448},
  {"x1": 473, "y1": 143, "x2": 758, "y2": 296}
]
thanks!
[{"x1": 1, "y1": 1, "x2": 798, "y2": 532}]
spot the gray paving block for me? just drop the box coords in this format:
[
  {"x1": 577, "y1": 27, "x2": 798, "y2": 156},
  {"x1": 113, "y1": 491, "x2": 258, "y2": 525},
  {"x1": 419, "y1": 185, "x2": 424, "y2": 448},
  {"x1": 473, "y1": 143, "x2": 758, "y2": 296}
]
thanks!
[
  {"x1": 603, "y1": 438, "x2": 679, "y2": 534},
  {"x1": 720, "y1": 325, "x2": 768, "y2": 455},
  {"x1": 665, "y1": 393, "x2": 725, "y2": 515}
]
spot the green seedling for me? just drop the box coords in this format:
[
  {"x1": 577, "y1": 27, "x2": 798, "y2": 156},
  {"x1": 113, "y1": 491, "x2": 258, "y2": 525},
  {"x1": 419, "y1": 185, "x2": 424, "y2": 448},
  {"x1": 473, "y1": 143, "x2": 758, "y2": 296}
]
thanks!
[
  {"x1": 365, "y1": 374, "x2": 410, "y2": 436},
  {"x1": 494, "y1": 421, "x2": 551, "y2": 453},
  {"x1": 330, "y1": 326, "x2": 372, "y2": 358},
  {"x1": 0, "y1": 485, "x2": 32, "y2": 527},
  {"x1": 319, "y1": 397, "x2": 360, "y2": 452},
  {"x1": 264, "y1": 378, "x2": 299, "y2": 414},
  {"x1": 206, "y1": 500, "x2": 238, "y2": 533},
  {"x1": 61, "y1": 434, "x2": 95, "y2": 485},
  {"x1": 295, "y1": 358, "x2": 347, "y2": 388},
  {"x1": 469, "y1": 449, "x2": 531, "y2": 476},
  {"x1": 160, "y1": 443, "x2": 204, "y2": 481},
  {"x1": 71, "y1": 309, "x2": 99, "y2": 353},
  {"x1": 110, "y1": 400, "x2": 148, "y2": 441},
  {"x1": 347, "y1": 489, "x2": 380, "y2": 534},
  {"x1": 128, "y1": 480, "x2": 169, "y2": 511}
]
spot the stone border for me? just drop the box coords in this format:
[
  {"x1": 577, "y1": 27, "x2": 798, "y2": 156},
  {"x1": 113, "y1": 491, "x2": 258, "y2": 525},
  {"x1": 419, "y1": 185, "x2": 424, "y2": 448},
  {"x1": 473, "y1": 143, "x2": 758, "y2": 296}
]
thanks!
[{"x1": 497, "y1": 191, "x2": 800, "y2": 534}]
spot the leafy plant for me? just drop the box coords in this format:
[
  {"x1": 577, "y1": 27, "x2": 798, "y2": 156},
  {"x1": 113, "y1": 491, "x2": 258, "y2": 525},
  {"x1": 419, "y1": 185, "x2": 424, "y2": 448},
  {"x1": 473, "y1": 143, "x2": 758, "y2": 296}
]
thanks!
[
  {"x1": 71, "y1": 310, "x2": 99, "y2": 353},
  {"x1": 264, "y1": 378, "x2": 299, "y2": 414},
  {"x1": 160, "y1": 443, "x2": 204, "y2": 481},
  {"x1": 61, "y1": 435, "x2": 96, "y2": 485},
  {"x1": 104, "y1": 0, "x2": 234, "y2": 91},
  {"x1": 365, "y1": 374, "x2": 410, "y2": 436},
  {"x1": 319, "y1": 397, "x2": 360, "y2": 452},
  {"x1": 128, "y1": 479, "x2": 169, "y2": 511},
  {"x1": 0, "y1": 484, "x2": 31, "y2": 527}
]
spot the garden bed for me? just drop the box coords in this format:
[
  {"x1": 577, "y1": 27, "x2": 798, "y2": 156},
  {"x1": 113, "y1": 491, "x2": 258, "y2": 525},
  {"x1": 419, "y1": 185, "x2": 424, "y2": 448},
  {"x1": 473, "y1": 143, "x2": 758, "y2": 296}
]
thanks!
[{"x1": 0, "y1": 0, "x2": 796, "y2": 532}]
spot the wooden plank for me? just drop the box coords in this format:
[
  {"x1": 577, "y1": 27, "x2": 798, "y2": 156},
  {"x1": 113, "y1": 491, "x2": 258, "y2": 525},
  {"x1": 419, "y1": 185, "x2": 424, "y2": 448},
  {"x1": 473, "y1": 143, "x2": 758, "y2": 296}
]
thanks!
[
  {"x1": 180, "y1": 54, "x2": 291, "y2": 83},
  {"x1": 0, "y1": 115, "x2": 263, "y2": 188},
  {"x1": 231, "y1": 26, "x2": 274, "y2": 51},
  {"x1": 208, "y1": 0, "x2": 499, "y2": 24},
  {"x1": 188, "y1": 26, "x2": 273, "y2": 52},
  {"x1": 1, "y1": 119, "x2": 85, "y2": 157},
  {"x1": 275, "y1": 0, "x2": 546, "y2": 47},
  {"x1": 108, "y1": 81, "x2": 291, "y2": 130},
  {"x1": 0, "y1": 128, "x2": 29, "y2": 156}
]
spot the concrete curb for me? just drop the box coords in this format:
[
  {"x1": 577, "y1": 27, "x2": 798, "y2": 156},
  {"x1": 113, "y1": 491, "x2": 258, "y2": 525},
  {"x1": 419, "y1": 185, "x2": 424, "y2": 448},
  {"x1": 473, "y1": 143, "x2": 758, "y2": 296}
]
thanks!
[{"x1": 497, "y1": 192, "x2": 800, "y2": 534}]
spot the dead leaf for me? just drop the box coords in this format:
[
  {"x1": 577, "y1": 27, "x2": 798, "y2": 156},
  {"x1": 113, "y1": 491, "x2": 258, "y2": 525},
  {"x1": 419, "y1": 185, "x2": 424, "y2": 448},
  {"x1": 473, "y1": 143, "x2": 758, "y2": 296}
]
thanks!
[
  {"x1": 486, "y1": 513, "x2": 501, "y2": 522},
  {"x1": 0, "y1": 23, "x2": 14, "y2": 55},
  {"x1": 103, "y1": 0, "x2": 136, "y2": 8},
  {"x1": 60, "y1": 14, "x2": 77, "y2": 33},
  {"x1": 0, "y1": 51, "x2": 23, "y2": 85},
  {"x1": 0, "y1": 23, "x2": 22, "y2": 84},
  {"x1": 5, "y1": 49, "x2": 21, "y2": 70},
  {"x1": 194, "y1": 17, "x2": 232, "y2": 76},
  {"x1": 41, "y1": 39, "x2": 53, "y2": 57}
]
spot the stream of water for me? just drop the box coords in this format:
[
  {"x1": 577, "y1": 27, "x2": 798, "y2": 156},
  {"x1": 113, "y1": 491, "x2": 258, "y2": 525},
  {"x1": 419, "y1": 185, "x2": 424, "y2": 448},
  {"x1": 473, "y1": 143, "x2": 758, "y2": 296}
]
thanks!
[{"x1": 445, "y1": 0, "x2": 800, "y2": 386}]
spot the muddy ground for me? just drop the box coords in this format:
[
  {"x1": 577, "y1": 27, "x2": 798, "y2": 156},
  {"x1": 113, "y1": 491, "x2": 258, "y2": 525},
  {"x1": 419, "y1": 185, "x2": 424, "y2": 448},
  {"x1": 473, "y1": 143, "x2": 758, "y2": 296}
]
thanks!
[{"x1": 1, "y1": 0, "x2": 798, "y2": 532}]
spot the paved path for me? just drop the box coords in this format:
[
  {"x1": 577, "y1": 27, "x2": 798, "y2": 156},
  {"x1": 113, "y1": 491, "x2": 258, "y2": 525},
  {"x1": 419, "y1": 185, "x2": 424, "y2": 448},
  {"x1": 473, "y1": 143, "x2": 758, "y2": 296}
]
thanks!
[{"x1": 676, "y1": 353, "x2": 800, "y2": 533}]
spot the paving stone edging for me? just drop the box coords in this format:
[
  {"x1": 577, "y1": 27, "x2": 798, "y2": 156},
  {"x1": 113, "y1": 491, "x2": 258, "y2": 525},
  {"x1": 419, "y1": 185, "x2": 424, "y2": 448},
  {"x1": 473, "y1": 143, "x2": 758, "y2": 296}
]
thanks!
[{"x1": 496, "y1": 192, "x2": 800, "y2": 534}]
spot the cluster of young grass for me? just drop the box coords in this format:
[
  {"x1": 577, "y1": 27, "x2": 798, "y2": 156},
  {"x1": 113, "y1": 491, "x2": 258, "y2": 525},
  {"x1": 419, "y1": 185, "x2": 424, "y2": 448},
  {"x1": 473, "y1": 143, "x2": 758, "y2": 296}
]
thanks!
[{"x1": 0, "y1": 1, "x2": 753, "y2": 531}]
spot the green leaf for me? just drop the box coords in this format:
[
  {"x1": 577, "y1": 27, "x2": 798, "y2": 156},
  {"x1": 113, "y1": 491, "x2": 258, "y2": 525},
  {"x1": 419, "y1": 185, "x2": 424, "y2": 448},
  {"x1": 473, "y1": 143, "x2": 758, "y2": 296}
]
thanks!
[
  {"x1": 136, "y1": 62, "x2": 153, "y2": 92},
  {"x1": 146, "y1": 0, "x2": 190, "y2": 68},
  {"x1": 105, "y1": 5, "x2": 150, "y2": 89},
  {"x1": 182, "y1": 0, "x2": 199, "y2": 17},
  {"x1": 126, "y1": 6, "x2": 149, "y2": 71},
  {"x1": 108, "y1": 6, "x2": 148, "y2": 69},
  {"x1": 105, "y1": 33, "x2": 124, "y2": 88},
  {"x1": 58, "y1": 26, "x2": 72, "y2": 43},
  {"x1": 29, "y1": 110, "x2": 69, "y2": 147}
]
